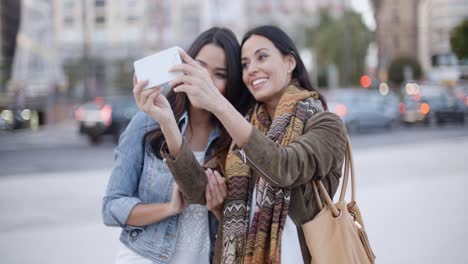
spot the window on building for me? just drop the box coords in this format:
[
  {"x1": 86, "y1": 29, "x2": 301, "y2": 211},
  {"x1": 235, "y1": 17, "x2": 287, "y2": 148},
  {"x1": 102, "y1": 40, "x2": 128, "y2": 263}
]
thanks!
[
  {"x1": 127, "y1": 15, "x2": 138, "y2": 23},
  {"x1": 64, "y1": 16, "x2": 74, "y2": 26},
  {"x1": 391, "y1": 5, "x2": 399, "y2": 24},
  {"x1": 96, "y1": 16, "x2": 106, "y2": 25},
  {"x1": 95, "y1": 0, "x2": 105, "y2": 7},
  {"x1": 393, "y1": 36, "x2": 400, "y2": 49}
]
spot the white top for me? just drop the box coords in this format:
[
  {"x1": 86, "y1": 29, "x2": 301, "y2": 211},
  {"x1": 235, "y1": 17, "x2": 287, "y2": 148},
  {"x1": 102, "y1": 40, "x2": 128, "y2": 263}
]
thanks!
[
  {"x1": 169, "y1": 151, "x2": 210, "y2": 264},
  {"x1": 249, "y1": 186, "x2": 303, "y2": 264}
]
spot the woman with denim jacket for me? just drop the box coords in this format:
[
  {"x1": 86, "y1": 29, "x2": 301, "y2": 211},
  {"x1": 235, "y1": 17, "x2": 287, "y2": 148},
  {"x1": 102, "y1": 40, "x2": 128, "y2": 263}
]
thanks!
[
  {"x1": 102, "y1": 27, "x2": 254, "y2": 264},
  {"x1": 165, "y1": 25, "x2": 347, "y2": 263}
]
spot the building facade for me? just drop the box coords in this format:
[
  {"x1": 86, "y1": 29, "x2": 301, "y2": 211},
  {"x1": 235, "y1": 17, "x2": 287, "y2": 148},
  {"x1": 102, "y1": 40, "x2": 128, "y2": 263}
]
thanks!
[
  {"x1": 0, "y1": 0, "x2": 21, "y2": 92},
  {"x1": 418, "y1": 0, "x2": 468, "y2": 81},
  {"x1": 372, "y1": 0, "x2": 420, "y2": 74},
  {"x1": 46, "y1": 0, "x2": 357, "y2": 96}
]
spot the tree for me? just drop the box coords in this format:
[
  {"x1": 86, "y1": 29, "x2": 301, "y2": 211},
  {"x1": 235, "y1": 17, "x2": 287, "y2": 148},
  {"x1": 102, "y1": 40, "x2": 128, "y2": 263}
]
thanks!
[
  {"x1": 388, "y1": 57, "x2": 422, "y2": 85},
  {"x1": 450, "y1": 19, "x2": 468, "y2": 60},
  {"x1": 305, "y1": 9, "x2": 372, "y2": 87},
  {"x1": 113, "y1": 59, "x2": 134, "y2": 95}
]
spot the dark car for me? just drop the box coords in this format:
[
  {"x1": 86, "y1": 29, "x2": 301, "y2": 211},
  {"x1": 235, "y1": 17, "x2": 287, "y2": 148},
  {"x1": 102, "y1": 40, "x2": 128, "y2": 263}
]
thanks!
[
  {"x1": 423, "y1": 91, "x2": 465, "y2": 125},
  {"x1": 454, "y1": 84, "x2": 468, "y2": 114},
  {"x1": 74, "y1": 95, "x2": 138, "y2": 144},
  {"x1": 326, "y1": 89, "x2": 398, "y2": 133}
]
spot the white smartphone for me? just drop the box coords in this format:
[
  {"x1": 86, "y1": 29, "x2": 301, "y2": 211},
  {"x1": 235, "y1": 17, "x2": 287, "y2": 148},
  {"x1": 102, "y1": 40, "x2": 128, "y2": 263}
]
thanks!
[{"x1": 133, "y1": 46, "x2": 183, "y2": 95}]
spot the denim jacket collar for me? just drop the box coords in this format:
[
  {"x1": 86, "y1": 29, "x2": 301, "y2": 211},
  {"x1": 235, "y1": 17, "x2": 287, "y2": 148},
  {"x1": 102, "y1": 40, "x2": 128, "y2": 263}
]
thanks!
[{"x1": 178, "y1": 111, "x2": 221, "y2": 155}]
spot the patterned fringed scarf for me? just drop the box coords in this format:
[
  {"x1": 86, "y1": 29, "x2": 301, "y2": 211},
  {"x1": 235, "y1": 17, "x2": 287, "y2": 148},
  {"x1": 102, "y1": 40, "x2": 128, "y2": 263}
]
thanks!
[{"x1": 221, "y1": 85, "x2": 324, "y2": 264}]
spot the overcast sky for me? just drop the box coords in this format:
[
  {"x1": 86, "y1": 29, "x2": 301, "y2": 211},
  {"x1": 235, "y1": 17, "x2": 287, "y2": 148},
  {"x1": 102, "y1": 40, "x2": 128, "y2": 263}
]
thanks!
[{"x1": 351, "y1": 0, "x2": 376, "y2": 30}]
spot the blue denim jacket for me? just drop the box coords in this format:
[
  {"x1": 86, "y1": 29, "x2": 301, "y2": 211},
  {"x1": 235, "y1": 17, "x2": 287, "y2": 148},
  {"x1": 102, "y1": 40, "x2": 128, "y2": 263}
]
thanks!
[{"x1": 102, "y1": 111, "x2": 220, "y2": 263}]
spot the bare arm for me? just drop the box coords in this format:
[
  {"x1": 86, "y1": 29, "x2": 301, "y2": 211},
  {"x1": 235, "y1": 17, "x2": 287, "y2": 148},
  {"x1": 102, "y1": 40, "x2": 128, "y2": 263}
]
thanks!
[
  {"x1": 126, "y1": 203, "x2": 175, "y2": 227},
  {"x1": 127, "y1": 184, "x2": 187, "y2": 227}
]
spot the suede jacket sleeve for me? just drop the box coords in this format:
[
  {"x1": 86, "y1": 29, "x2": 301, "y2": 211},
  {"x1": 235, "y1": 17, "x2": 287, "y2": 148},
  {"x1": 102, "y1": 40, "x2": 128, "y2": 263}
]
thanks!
[
  {"x1": 160, "y1": 141, "x2": 208, "y2": 205},
  {"x1": 238, "y1": 111, "x2": 347, "y2": 188}
]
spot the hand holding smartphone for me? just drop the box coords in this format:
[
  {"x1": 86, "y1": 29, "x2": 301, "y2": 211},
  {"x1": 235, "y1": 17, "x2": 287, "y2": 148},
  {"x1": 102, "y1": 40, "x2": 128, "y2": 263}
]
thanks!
[{"x1": 133, "y1": 46, "x2": 183, "y2": 95}]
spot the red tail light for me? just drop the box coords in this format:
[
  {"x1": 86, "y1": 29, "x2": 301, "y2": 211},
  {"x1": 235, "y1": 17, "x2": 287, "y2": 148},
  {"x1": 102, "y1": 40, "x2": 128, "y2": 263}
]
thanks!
[
  {"x1": 420, "y1": 102, "x2": 430, "y2": 115},
  {"x1": 100, "y1": 104, "x2": 112, "y2": 126},
  {"x1": 399, "y1": 103, "x2": 406, "y2": 114},
  {"x1": 465, "y1": 96, "x2": 468, "y2": 107},
  {"x1": 75, "y1": 106, "x2": 83, "y2": 121},
  {"x1": 335, "y1": 104, "x2": 347, "y2": 118}
]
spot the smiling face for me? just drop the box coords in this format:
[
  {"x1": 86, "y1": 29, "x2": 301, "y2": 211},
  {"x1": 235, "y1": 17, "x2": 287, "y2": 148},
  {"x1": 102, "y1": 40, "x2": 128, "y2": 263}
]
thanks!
[
  {"x1": 195, "y1": 43, "x2": 228, "y2": 95},
  {"x1": 241, "y1": 35, "x2": 296, "y2": 106}
]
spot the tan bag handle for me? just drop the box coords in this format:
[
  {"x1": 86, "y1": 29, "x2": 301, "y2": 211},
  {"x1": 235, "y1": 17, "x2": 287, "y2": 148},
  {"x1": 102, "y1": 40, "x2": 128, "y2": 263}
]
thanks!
[
  {"x1": 339, "y1": 136, "x2": 355, "y2": 202},
  {"x1": 313, "y1": 136, "x2": 355, "y2": 217}
]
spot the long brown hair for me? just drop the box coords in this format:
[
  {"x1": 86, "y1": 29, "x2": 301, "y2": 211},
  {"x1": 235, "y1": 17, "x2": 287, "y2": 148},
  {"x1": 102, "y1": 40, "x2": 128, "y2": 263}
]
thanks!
[{"x1": 144, "y1": 27, "x2": 254, "y2": 159}]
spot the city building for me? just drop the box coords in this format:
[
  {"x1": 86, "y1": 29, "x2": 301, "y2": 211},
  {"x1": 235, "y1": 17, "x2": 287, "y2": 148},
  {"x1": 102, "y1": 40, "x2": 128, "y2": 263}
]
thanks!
[
  {"x1": 372, "y1": 0, "x2": 420, "y2": 76},
  {"x1": 8, "y1": 0, "x2": 360, "y2": 99},
  {"x1": 418, "y1": 0, "x2": 468, "y2": 82},
  {"x1": 0, "y1": 0, "x2": 21, "y2": 93},
  {"x1": 245, "y1": 0, "x2": 352, "y2": 47}
]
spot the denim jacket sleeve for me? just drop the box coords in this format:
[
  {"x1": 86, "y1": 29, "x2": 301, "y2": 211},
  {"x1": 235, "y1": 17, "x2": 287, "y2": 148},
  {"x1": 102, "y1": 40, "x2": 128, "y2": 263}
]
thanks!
[{"x1": 102, "y1": 111, "x2": 156, "y2": 229}]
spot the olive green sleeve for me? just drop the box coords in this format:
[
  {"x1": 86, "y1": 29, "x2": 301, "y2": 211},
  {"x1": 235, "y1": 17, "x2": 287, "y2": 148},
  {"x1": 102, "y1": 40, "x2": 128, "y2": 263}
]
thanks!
[
  {"x1": 161, "y1": 141, "x2": 207, "y2": 204},
  {"x1": 240, "y1": 112, "x2": 347, "y2": 188}
]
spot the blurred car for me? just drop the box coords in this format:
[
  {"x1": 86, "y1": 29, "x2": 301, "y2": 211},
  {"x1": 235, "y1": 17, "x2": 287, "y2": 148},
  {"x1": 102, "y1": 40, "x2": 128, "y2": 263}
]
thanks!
[
  {"x1": 326, "y1": 89, "x2": 397, "y2": 133},
  {"x1": 0, "y1": 116, "x2": 7, "y2": 130},
  {"x1": 400, "y1": 96, "x2": 431, "y2": 125},
  {"x1": 0, "y1": 108, "x2": 33, "y2": 130},
  {"x1": 74, "y1": 95, "x2": 138, "y2": 144},
  {"x1": 453, "y1": 84, "x2": 468, "y2": 114},
  {"x1": 422, "y1": 89, "x2": 465, "y2": 125},
  {"x1": 401, "y1": 84, "x2": 465, "y2": 125}
]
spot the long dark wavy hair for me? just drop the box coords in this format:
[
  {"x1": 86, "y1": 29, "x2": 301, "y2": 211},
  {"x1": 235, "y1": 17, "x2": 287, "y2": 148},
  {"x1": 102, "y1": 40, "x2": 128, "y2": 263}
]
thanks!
[
  {"x1": 241, "y1": 25, "x2": 327, "y2": 110},
  {"x1": 144, "y1": 27, "x2": 254, "y2": 159}
]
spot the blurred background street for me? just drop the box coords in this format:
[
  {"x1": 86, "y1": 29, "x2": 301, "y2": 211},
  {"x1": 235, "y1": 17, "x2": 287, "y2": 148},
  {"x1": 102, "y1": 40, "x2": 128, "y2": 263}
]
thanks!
[{"x1": 1, "y1": 0, "x2": 468, "y2": 263}]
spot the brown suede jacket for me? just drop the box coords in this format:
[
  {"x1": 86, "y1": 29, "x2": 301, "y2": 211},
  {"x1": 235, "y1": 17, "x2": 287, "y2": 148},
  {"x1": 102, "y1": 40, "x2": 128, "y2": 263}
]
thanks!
[{"x1": 161, "y1": 111, "x2": 347, "y2": 263}]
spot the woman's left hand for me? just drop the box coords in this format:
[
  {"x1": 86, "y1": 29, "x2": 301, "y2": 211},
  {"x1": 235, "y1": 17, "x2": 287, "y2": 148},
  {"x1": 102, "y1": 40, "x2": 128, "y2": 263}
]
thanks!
[
  {"x1": 133, "y1": 75, "x2": 175, "y2": 126},
  {"x1": 205, "y1": 168, "x2": 227, "y2": 220},
  {"x1": 169, "y1": 49, "x2": 225, "y2": 113}
]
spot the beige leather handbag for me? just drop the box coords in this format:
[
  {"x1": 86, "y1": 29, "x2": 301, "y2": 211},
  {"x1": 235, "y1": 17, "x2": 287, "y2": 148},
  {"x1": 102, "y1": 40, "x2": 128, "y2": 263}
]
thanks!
[{"x1": 302, "y1": 138, "x2": 376, "y2": 264}]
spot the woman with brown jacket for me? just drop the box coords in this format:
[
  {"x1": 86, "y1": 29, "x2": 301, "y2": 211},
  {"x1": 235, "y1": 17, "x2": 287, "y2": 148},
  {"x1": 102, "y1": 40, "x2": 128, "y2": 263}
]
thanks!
[{"x1": 164, "y1": 25, "x2": 347, "y2": 263}]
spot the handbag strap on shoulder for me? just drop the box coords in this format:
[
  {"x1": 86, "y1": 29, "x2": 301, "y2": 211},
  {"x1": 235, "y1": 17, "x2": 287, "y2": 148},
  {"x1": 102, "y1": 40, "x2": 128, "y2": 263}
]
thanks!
[
  {"x1": 339, "y1": 136, "x2": 355, "y2": 202},
  {"x1": 313, "y1": 135, "x2": 356, "y2": 216}
]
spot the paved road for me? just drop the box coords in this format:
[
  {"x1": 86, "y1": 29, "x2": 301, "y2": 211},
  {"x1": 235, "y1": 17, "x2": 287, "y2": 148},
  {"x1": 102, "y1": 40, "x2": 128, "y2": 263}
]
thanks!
[{"x1": 1, "y1": 119, "x2": 467, "y2": 177}]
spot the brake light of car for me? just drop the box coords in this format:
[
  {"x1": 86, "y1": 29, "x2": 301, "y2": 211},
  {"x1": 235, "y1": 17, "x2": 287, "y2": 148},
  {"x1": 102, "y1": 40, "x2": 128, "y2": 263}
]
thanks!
[
  {"x1": 465, "y1": 96, "x2": 468, "y2": 107},
  {"x1": 74, "y1": 106, "x2": 84, "y2": 121},
  {"x1": 93, "y1": 97, "x2": 105, "y2": 108},
  {"x1": 420, "y1": 102, "x2": 430, "y2": 115},
  {"x1": 399, "y1": 103, "x2": 406, "y2": 114},
  {"x1": 412, "y1": 94, "x2": 421, "y2": 102},
  {"x1": 335, "y1": 104, "x2": 347, "y2": 118},
  {"x1": 100, "y1": 104, "x2": 112, "y2": 126}
]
